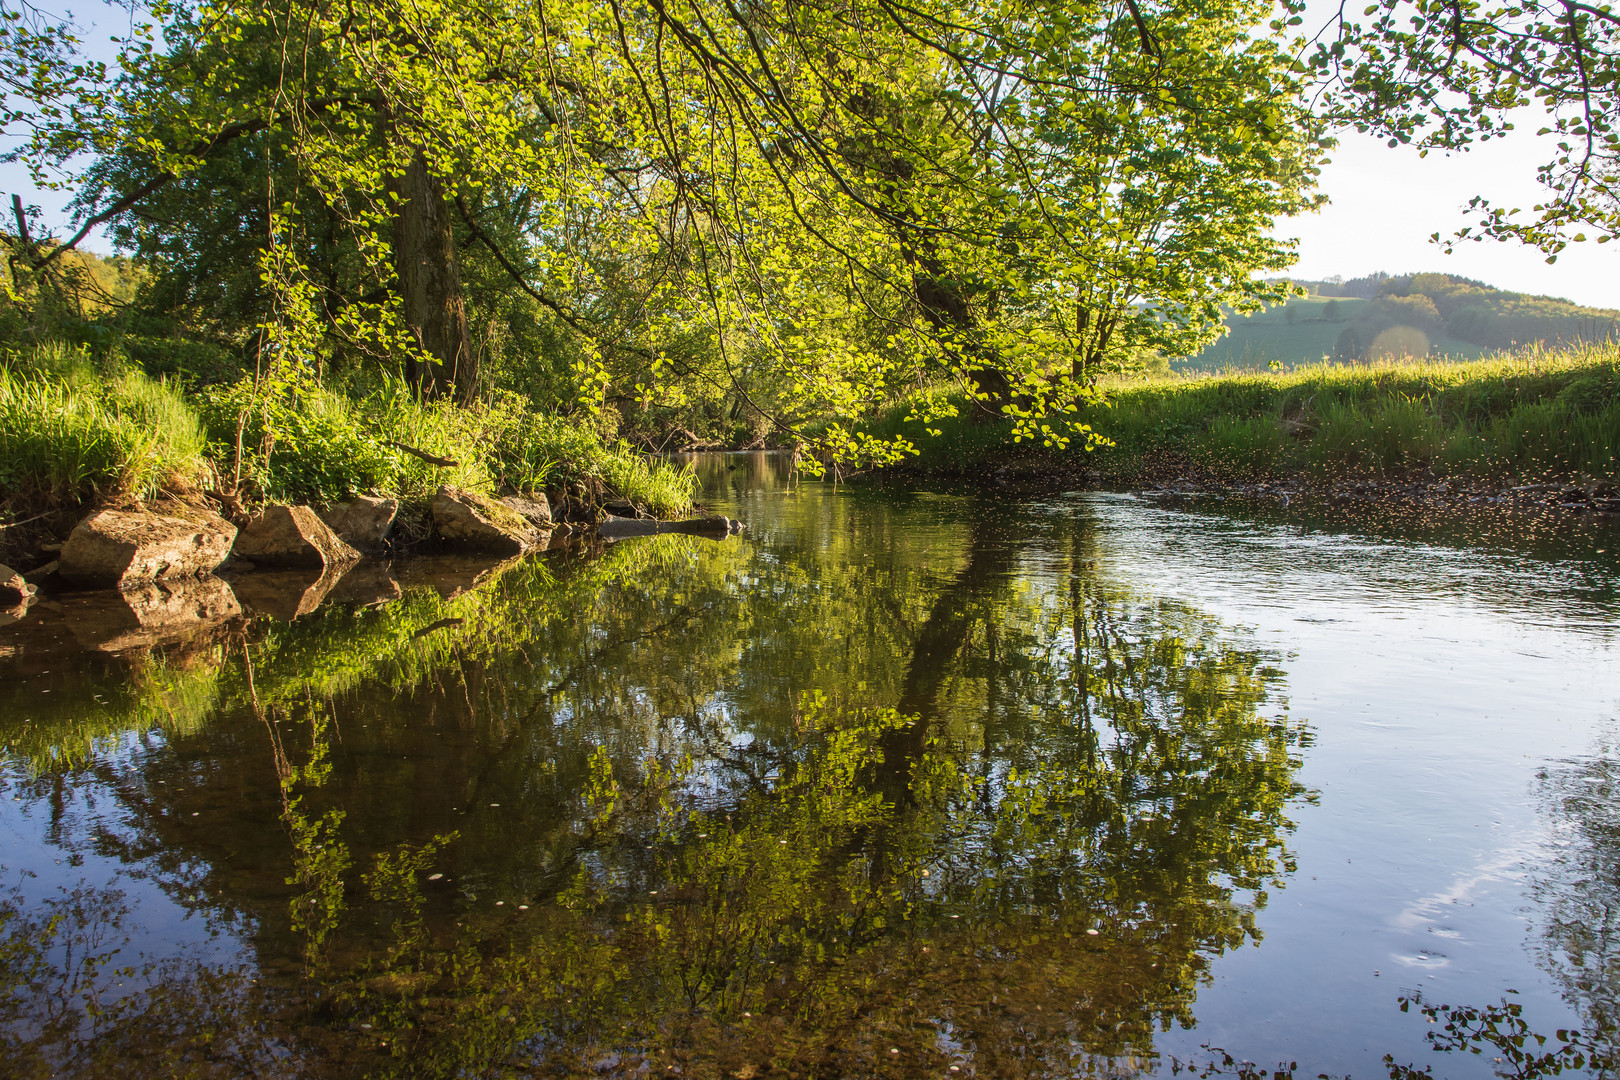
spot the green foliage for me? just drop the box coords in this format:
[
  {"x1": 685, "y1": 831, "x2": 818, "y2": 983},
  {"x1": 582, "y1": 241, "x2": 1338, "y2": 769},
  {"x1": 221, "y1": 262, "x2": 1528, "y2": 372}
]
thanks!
[
  {"x1": 0, "y1": 343, "x2": 693, "y2": 514},
  {"x1": 1306, "y1": 0, "x2": 1620, "y2": 255},
  {"x1": 3, "y1": 0, "x2": 1329, "y2": 460},
  {"x1": 0, "y1": 343, "x2": 208, "y2": 502}
]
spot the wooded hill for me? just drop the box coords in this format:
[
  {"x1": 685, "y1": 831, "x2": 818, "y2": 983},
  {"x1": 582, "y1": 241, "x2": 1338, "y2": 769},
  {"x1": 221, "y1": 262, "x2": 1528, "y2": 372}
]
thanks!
[{"x1": 1186, "y1": 273, "x2": 1620, "y2": 371}]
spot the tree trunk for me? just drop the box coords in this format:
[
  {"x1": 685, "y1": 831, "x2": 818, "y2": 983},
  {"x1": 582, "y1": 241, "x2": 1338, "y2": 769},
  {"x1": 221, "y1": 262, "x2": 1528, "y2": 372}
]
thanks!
[
  {"x1": 393, "y1": 150, "x2": 475, "y2": 403},
  {"x1": 910, "y1": 258, "x2": 1008, "y2": 410},
  {"x1": 840, "y1": 86, "x2": 1007, "y2": 415}
]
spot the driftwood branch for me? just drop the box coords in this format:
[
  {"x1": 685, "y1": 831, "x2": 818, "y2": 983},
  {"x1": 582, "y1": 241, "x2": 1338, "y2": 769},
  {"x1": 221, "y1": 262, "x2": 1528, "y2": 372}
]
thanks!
[
  {"x1": 385, "y1": 440, "x2": 459, "y2": 467},
  {"x1": 0, "y1": 511, "x2": 51, "y2": 531}
]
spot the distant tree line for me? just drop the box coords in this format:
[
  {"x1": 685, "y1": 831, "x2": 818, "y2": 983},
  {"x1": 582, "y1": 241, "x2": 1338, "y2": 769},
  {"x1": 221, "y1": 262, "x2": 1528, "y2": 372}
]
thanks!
[{"x1": 1288, "y1": 273, "x2": 1619, "y2": 362}]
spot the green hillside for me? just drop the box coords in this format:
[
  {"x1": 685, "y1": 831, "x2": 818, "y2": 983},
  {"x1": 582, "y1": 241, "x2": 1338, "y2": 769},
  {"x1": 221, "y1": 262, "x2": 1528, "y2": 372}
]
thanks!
[{"x1": 1185, "y1": 273, "x2": 1619, "y2": 372}]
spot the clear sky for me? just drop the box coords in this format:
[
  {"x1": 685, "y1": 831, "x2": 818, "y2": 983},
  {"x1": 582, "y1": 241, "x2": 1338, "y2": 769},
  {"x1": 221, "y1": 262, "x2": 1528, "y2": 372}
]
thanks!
[
  {"x1": 1278, "y1": 124, "x2": 1619, "y2": 309},
  {"x1": 4, "y1": 3, "x2": 1616, "y2": 311}
]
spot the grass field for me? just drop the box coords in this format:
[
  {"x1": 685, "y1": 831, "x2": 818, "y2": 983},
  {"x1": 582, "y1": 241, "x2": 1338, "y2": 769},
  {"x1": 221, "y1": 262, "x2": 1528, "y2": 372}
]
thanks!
[{"x1": 869, "y1": 342, "x2": 1620, "y2": 485}]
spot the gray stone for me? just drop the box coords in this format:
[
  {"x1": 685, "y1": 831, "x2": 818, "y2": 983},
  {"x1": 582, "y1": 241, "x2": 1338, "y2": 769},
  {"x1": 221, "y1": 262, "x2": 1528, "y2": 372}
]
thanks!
[
  {"x1": 319, "y1": 496, "x2": 400, "y2": 551},
  {"x1": 60, "y1": 509, "x2": 237, "y2": 589},
  {"x1": 430, "y1": 486, "x2": 539, "y2": 555},
  {"x1": 234, "y1": 505, "x2": 361, "y2": 569},
  {"x1": 501, "y1": 493, "x2": 552, "y2": 529}
]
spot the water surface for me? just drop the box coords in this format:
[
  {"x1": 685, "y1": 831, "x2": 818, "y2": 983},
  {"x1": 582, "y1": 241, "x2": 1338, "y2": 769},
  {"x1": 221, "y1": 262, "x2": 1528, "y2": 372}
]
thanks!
[{"x1": 2, "y1": 454, "x2": 1618, "y2": 1079}]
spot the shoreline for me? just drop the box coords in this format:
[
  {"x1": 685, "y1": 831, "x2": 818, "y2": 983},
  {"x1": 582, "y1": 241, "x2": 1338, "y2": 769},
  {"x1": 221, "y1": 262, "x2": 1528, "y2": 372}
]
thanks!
[{"x1": 872, "y1": 456, "x2": 1620, "y2": 522}]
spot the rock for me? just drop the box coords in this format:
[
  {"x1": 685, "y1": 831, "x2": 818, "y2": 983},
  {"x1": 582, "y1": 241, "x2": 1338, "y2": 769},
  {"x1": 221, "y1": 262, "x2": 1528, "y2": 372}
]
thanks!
[
  {"x1": 230, "y1": 567, "x2": 344, "y2": 622},
  {"x1": 501, "y1": 493, "x2": 552, "y2": 529},
  {"x1": 395, "y1": 553, "x2": 520, "y2": 600},
  {"x1": 597, "y1": 515, "x2": 738, "y2": 541},
  {"x1": 0, "y1": 563, "x2": 35, "y2": 606},
  {"x1": 60, "y1": 509, "x2": 237, "y2": 589},
  {"x1": 60, "y1": 575, "x2": 241, "y2": 652},
  {"x1": 319, "y1": 496, "x2": 400, "y2": 551},
  {"x1": 430, "y1": 486, "x2": 539, "y2": 555},
  {"x1": 234, "y1": 505, "x2": 361, "y2": 570},
  {"x1": 326, "y1": 561, "x2": 403, "y2": 608}
]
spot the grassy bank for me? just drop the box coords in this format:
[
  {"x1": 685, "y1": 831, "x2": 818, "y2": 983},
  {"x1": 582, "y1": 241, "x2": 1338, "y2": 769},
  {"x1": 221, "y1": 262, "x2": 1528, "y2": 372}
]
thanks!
[
  {"x1": 870, "y1": 342, "x2": 1620, "y2": 486},
  {"x1": 0, "y1": 343, "x2": 696, "y2": 521}
]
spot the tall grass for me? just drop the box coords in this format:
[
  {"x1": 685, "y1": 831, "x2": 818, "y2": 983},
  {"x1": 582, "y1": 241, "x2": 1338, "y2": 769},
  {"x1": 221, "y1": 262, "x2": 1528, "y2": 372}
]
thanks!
[
  {"x1": 0, "y1": 342, "x2": 696, "y2": 516},
  {"x1": 870, "y1": 342, "x2": 1620, "y2": 484},
  {"x1": 196, "y1": 377, "x2": 698, "y2": 513},
  {"x1": 0, "y1": 343, "x2": 208, "y2": 502}
]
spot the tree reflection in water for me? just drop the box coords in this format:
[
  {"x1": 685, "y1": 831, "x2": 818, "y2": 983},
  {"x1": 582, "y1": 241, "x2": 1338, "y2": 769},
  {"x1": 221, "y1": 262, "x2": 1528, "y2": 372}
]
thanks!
[{"x1": 1, "y1": 498, "x2": 1316, "y2": 1078}]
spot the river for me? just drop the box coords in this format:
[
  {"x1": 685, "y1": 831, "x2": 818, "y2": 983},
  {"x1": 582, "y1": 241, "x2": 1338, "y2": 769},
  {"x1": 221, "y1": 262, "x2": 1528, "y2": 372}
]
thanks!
[{"x1": 2, "y1": 452, "x2": 1618, "y2": 1079}]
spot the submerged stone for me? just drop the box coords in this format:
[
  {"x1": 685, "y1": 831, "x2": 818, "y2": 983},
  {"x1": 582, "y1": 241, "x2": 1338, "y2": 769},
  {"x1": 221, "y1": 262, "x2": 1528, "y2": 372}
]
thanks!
[
  {"x1": 59, "y1": 575, "x2": 240, "y2": 652},
  {"x1": 0, "y1": 563, "x2": 35, "y2": 607},
  {"x1": 597, "y1": 515, "x2": 740, "y2": 541},
  {"x1": 59, "y1": 508, "x2": 237, "y2": 589},
  {"x1": 234, "y1": 505, "x2": 361, "y2": 570},
  {"x1": 326, "y1": 560, "x2": 403, "y2": 608},
  {"x1": 395, "y1": 553, "x2": 519, "y2": 600},
  {"x1": 230, "y1": 566, "x2": 345, "y2": 622}
]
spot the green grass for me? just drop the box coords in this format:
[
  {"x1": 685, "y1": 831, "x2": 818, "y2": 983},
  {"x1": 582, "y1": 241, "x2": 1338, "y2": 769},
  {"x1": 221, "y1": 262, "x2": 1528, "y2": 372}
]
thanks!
[
  {"x1": 0, "y1": 344, "x2": 696, "y2": 517},
  {"x1": 869, "y1": 342, "x2": 1620, "y2": 485},
  {"x1": 0, "y1": 343, "x2": 209, "y2": 503}
]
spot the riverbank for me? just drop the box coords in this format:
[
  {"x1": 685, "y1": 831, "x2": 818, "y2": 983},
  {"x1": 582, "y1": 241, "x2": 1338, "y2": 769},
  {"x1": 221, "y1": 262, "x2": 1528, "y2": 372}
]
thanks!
[
  {"x1": 867, "y1": 343, "x2": 1620, "y2": 516},
  {"x1": 0, "y1": 343, "x2": 697, "y2": 566}
]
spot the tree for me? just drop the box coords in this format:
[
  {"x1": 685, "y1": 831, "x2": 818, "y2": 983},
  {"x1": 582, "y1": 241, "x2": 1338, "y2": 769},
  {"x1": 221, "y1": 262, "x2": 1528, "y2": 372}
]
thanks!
[
  {"x1": 1305, "y1": 0, "x2": 1620, "y2": 259},
  {"x1": 5, "y1": 0, "x2": 1327, "y2": 461},
  {"x1": 1334, "y1": 324, "x2": 1364, "y2": 361}
]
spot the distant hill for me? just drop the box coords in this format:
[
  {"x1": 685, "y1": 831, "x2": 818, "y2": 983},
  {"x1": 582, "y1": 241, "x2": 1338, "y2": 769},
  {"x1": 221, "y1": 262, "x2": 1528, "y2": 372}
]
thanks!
[{"x1": 1184, "y1": 272, "x2": 1620, "y2": 371}]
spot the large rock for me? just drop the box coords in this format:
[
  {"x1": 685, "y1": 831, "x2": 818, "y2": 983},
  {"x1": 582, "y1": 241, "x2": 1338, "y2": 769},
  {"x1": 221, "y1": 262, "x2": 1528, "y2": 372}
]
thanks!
[
  {"x1": 319, "y1": 496, "x2": 400, "y2": 551},
  {"x1": 60, "y1": 509, "x2": 237, "y2": 589},
  {"x1": 0, "y1": 563, "x2": 35, "y2": 606},
  {"x1": 234, "y1": 505, "x2": 361, "y2": 570},
  {"x1": 395, "y1": 553, "x2": 520, "y2": 600},
  {"x1": 230, "y1": 567, "x2": 343, "y2": 622},
  {"x1": 501, "y1": 493, "x2": 552, "y2": 529},
  {"x1": 60, "y1": 575, "x2": 241, "y2": 652},
  {"x1": 430, "y1": 486, "x2": 539, "y2": 555}
]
